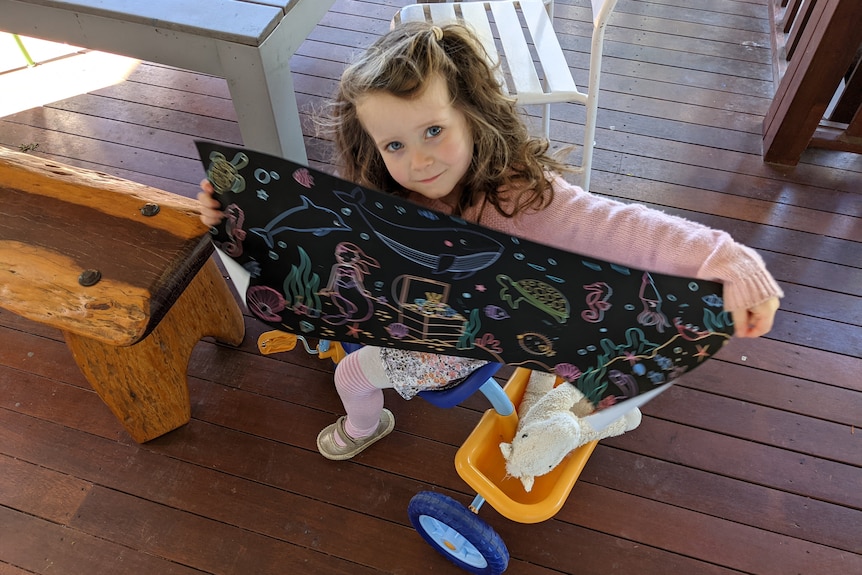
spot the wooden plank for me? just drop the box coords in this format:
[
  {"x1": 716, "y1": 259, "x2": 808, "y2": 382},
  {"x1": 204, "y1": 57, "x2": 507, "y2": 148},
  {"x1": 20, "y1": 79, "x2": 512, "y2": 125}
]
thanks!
[
  {"x1": 584, "y1": 446, "x2": 862, "y2": 553},
  {"x1": 0, "y1": 454, "x2": 92, "y2": 523},
  {"x1": 0, "y1": 505, "x2": 210, "y2": 575}
]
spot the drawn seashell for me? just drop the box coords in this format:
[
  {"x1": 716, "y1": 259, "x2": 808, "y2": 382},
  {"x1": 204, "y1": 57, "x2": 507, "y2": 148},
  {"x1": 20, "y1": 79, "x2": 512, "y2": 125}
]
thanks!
[
  {"x1": 292, "y1": 168, "x2": 315, "y2": 188},
  {"x1": 554, "y1": 363, "x2": 582, "y2": 382},
  {"x1": 247, "y1": 286, "x2": 286, "y2": 321},
  {"x1": 386, "y1": 322, "x2": 409, "y2": 339}
]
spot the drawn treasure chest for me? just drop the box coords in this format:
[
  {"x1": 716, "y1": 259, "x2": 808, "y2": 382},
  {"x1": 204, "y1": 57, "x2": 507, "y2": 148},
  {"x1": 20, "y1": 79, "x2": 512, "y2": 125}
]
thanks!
[{"x1": 393, "y1": 275, "x2": 468, "y2": 344}]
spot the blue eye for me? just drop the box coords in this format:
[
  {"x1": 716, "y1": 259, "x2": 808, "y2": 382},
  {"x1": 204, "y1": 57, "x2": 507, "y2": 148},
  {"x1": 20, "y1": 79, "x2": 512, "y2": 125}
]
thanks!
[
  {"x1": 426, "y1": 126, "x2": 442, "y2": 138},
  {"x1": 385, "y1": 141, "x2": 404, "y2": 152}
]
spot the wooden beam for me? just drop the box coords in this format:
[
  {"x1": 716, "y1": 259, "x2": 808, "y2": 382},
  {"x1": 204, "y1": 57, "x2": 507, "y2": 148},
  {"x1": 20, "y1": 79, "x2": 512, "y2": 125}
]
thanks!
[{"x1": 762, "y1": 0, "x2": 862, "y2": 165}]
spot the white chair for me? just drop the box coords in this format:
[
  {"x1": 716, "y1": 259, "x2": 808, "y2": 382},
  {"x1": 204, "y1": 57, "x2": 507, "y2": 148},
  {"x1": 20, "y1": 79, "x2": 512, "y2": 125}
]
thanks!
[{"x1": 394, "y1": 0, "x2": 618, "y2": 191}]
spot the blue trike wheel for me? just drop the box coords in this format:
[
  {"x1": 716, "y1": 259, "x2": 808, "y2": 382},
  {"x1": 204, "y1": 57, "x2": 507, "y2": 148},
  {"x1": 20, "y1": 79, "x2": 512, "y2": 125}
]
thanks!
[{"x1": 408, "y1": 491, "x2": 509, "y2": 574}]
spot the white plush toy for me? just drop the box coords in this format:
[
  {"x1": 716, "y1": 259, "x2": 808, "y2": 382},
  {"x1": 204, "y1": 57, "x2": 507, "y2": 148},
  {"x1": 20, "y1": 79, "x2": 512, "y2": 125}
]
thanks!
[{"x1": 500, "y1": 371, "x2": 642, "y2": 492}]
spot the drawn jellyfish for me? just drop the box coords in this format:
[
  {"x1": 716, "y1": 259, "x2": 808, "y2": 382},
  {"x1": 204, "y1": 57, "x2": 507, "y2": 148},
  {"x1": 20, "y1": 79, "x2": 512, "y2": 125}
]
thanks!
[
  {"x1": 608, "y1": 369, "x2": 639, "y2": 399},
  {"x1": 554, "y1": 363, "x2": 583, "y2": 382},
  {"x1": 247, "y1": 286, "x2": 286, "y2": 322},
  {"x1": 637, "y1": 272, "x2": 671, "y2": 333}
]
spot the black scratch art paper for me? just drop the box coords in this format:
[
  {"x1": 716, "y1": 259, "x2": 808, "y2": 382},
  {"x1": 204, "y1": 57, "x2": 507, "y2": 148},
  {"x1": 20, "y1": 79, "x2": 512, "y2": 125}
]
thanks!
[{"x1": 196, "y1": 142, "x2": 734, "y2": 407}]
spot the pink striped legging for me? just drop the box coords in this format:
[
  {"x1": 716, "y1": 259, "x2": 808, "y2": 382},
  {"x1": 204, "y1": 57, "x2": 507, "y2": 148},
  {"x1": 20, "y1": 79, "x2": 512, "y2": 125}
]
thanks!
[{"x1": 333, "y1": 346, "x2": 393, "y2": 439}]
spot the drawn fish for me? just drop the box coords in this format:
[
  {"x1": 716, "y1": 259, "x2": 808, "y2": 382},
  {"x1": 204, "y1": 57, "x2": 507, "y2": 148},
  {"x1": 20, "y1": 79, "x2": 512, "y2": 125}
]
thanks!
[
  {"x1": 334, "y1": 187, "x2": 504, "y2": 279},
  {"x1": 484, "y1": 304, "x2": 510, "y2": 320},
  {"x1": 250, "y1": 195, "x2": 351, "y2": 248}
]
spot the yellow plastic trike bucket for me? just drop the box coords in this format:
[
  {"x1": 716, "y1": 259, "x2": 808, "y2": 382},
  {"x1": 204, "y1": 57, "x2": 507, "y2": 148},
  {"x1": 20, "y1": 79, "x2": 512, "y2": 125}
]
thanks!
[{"x1": 454, "y1": 367, "x2": 597, "y2": 524}]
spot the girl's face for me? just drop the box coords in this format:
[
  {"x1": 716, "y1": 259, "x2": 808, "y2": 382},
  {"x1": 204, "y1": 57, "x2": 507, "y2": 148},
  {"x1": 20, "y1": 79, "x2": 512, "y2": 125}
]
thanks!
[{"x1": 356, "y1": 75, "x2": 474, "y2": 205}]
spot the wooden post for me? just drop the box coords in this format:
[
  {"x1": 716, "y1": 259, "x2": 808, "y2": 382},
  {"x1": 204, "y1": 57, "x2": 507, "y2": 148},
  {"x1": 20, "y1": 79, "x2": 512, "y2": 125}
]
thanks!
[{"x1": 762, "y1": 0, "x2": 862, "y2": 165}]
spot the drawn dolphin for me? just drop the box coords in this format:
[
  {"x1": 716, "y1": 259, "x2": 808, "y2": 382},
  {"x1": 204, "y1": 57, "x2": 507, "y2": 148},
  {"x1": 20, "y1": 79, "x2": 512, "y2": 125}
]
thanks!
[
  {"x1": 334, "y1": 187, "x2": 504, "y2": 279},
  {"x1": 250, "y1": 195, "x2": 351, "y2": 248}
]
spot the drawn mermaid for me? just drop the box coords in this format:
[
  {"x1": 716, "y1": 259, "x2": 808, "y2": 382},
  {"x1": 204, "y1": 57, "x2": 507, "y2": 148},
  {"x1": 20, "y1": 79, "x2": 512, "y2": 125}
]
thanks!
[
  {"x1": 637, "y1": 272, "x2": 671, "y2": 333},
  {"x1": 319, "y1": 242, "x2": 380, "y2": 325}
]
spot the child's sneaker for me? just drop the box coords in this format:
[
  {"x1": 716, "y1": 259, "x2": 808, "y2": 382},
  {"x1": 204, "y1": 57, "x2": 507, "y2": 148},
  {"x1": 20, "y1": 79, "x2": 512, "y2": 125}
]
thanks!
[{"x1": 316, "y1": 409, "x2": 395, "y2": 460}]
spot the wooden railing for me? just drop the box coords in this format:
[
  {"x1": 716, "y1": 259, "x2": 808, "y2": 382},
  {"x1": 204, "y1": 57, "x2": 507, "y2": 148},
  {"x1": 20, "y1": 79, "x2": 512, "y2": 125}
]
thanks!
[{"x1": 762, "y1": 0, "x2": 862, "y2": 165}]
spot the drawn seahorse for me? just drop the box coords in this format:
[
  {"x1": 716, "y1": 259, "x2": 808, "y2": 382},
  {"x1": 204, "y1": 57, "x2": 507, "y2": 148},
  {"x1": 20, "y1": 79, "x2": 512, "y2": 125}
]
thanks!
[
  {"x1": 249, "y1": 195, "x2": 351, "y2": 248},
  {"x1": 581, "y1": 282, "x2": 613, "y2": 323},
  {"x1": 334, "y1": 187, "x2": 504, "y2": 279}
]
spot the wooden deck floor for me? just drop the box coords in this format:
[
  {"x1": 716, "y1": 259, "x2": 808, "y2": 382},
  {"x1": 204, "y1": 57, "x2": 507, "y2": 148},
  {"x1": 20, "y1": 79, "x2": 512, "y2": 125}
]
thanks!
[{"x1": 1, "y1": 0, "x2": 861, "y2": 573}]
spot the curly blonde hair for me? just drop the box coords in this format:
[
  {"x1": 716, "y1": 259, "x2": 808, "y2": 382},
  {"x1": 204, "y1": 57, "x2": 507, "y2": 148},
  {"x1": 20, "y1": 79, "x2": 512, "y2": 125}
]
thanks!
[{"x1": 318, "y1": 21, "x2": 569, "y2": 217}]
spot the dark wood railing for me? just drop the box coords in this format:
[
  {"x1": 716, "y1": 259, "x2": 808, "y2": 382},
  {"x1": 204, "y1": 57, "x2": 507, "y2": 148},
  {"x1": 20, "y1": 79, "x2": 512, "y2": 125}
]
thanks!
[{"x1": 763, "y1": 0, "x2": 862, "y2": 165}]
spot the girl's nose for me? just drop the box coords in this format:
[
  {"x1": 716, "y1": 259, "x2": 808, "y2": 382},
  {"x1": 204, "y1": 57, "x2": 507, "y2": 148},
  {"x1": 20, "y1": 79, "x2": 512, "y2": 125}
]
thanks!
[{"x1": 410, "y1": 150, "x2": 433, "y2": 171}]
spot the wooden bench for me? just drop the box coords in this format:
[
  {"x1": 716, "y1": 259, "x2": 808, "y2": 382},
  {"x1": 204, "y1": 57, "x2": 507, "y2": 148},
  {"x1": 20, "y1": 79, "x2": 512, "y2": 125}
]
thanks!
[
  {"x1": 0, "y1": 0, "x2": 335, "y2": 162},
  {"x1": 0, "y1": 147, "x2": 245, "y2": 442}
]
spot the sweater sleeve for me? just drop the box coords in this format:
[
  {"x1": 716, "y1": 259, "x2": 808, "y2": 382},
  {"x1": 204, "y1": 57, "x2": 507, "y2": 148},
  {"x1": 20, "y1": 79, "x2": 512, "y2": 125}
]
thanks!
[{"x1": 485, "y1": 177, "x2": 783, "y2": 312}]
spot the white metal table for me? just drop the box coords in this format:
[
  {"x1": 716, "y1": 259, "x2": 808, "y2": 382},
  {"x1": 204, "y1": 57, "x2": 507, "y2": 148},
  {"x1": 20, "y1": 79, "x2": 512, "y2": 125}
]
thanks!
[{"x1": 0, "y1": 0, "x2": 336, "y2": 163}]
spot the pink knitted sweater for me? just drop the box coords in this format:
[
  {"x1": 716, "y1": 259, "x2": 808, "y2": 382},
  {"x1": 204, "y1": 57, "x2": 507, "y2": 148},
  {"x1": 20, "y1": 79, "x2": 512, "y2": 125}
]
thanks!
[{"x1": 406, "y1": 175, "x2": 783, "y2": 313}]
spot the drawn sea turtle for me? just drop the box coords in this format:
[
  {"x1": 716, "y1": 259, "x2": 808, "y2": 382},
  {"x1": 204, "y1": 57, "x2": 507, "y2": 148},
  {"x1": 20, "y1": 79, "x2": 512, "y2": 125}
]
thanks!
[{"x1": 497, "y1": 275, "x2": 570, "y2": 323}]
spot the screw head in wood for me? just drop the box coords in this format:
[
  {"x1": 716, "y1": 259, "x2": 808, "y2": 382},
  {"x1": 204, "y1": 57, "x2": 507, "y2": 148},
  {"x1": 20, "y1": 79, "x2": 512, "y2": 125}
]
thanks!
[
  {"x1": 140, "y1": 203, "x2": 160, "y2": 216},
  {"x1": 78, "y1": 269, "x2": 102, "y2": 287}
]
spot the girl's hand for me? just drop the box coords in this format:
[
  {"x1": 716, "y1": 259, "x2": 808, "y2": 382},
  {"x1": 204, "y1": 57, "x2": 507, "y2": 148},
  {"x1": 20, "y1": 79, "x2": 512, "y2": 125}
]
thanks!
[
  {"x1": 196, "y1": 179, "x2": 225, "y2": 227},
  {"x1": 731, "y1": 296, "x2": 780, "y2": 338}
]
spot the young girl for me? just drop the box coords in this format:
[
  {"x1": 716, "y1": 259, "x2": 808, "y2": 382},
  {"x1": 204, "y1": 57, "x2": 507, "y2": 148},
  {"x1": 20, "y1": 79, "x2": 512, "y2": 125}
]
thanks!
[{"x1": 198, "y1": 22, "x2": 782, "y2": 461}]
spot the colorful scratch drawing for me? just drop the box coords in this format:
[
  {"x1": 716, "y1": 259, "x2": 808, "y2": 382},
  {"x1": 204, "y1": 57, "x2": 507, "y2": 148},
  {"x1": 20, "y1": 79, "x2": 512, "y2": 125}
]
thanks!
[{"x1": 196, "y1": 142, "x2": 734, "y2": 407}]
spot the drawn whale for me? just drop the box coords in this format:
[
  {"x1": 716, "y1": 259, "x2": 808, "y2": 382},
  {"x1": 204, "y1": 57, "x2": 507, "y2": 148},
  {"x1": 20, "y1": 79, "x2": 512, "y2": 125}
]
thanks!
[
  {"x1": 250, "y1": 195, "x2": 351, "y2": 248},
  {"x1": 334, "y1": 187, "x2": 504, "y2": 279}
]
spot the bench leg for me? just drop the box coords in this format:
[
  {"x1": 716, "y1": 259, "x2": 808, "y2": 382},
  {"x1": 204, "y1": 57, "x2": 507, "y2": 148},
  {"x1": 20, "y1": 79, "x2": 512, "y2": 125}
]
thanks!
[{"x1": 63, "y1": 257, "x2": 245, "y2": 443}]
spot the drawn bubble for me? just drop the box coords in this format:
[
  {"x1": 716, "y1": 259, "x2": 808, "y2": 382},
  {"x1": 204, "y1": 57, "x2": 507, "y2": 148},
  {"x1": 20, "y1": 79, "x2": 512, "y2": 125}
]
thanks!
[
  {"x1": 277, "y1": 241, "x2": 287, "y2": 249},
  {"x1": 632, "y1": 363, "x2": 647, "y2": 376},
  {"x1": 599, "y1": 327, "x2": 608, "y2": 333},
  {"x1": 268, "y1": 251, "x2": 279, "y2": 260},
  {"x1": 514, "y1": 252, "x2": 525, "y2": 261},
  {"x1": 624, "y1": 304, "x2": 636, "y2": 311},
  {"x1": 582, "y1": 260, "x2": 602, "y2": 272},
  {"x1": 254, "y1": 168, "x2": 280, "y2": 184},
  {"x1": 341, "y1": 207, "x2": 352, "y2": 216},
  {"x1": 360, "y1": 233, "x2": 370, "y2": 241},
  {"x1": 374, "y1": 281, "x2": 384, "y2": 290},
  {"x1": 299, "y1": 321, "x2": 315, "y2": 333},
  {"x1": 529, "y1": 263, "x2": 547, "y2": 272},
  {"x1": 546, "y1": 275, "x2": 565, "y2": 284},
  {"x1": 673, "y1": 347, "x2": 683, "y2": 354},
  {"x1": 256, "y1": 189, "x2": 269, "y2": 200},
  {"x1": 511, "y1": 237, "x2": 521, "y2": 245},
  {"x1": 462, "y1": 293, "x2": 472, "y2": 299},
  {"x1": 374, "y1": 201, "x2": 384, "y2": 210},
  {"x1": 444, "y1": 240, "x2": 454, "y2": 247},
  {"x1": 667, "y1": 294, "x2": 677, "y2": 301},
  {"x1": 586, "y1": 345, "x2": 596, "y2": 352},
  {"x1": 610, "y1": 264, "x2": 631, "y2": 275},
  {"x1": 395, "y1": 205, "x2": 406, "y2": 215},
  {"x1": 578, "y1": 349, "x2": 588, "y2": 355},
  {"x1": 548, "y1": 258, "x2": 557, "y2": 266},
  {"x1": 689, "y1": 282, "x2": 700, "y2": 291}
]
